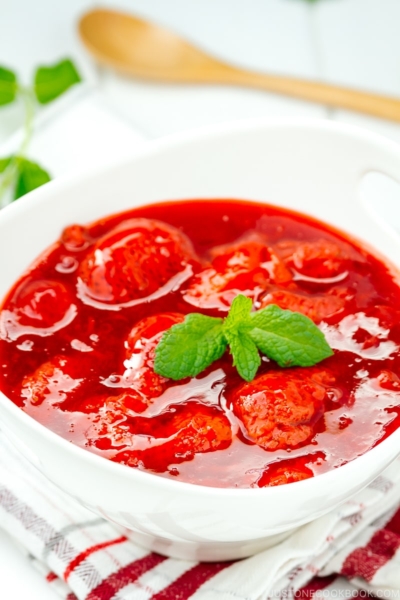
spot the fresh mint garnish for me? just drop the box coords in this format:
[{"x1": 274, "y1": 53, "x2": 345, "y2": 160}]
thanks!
[
  {"x1": 154, "y1": 294, "x2": 333, "y2": 382},
  {"x1": 222, "y1": 295, "x2": 260, "y2": 381},
  {"x1": 249, "y1": 304, "x2": 332, "y2": 367},
  {"x1": 154, "y1": 314, "x2": 227, "y2": 380},
  {"x1": 0, "y1": 58, "x2": 81, "y2": 206},
  {"x1": 34, "y1": 59, "x2": 81, "y2": 104},
  {"x1": 226, "y1": 329, "x2": 261, "y2": 382},
  {"x1": 0, "y1": 66, "x2": 18, "y2": 106}
]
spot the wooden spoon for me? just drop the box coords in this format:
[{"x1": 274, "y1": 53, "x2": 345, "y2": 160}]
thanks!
[{"x1": 79, "y1": 8, "x2": 400, "y2": 123}]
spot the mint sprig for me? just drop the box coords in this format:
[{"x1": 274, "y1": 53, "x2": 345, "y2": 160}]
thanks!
[
  {"x1": 154, "y1": 314, "x2": 227, "y2": 380},
  {"x1": 0, "y1": 58, "x2": 81, "y2": 206},
  {"x1": 154, "y1": 295, "x2": 333, "y2": 382}
]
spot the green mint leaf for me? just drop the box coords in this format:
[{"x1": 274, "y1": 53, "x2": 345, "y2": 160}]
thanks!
[
  {"x1": 224, "y1": 294, "x2": 252, "y2": 327},
  {"x1": 225, "y1": 330, "x2": 260, "y2": 382},
  {"x1": 0, "y1": 156, "x2": 12, "y2": 173},
  {"x1": 0, "y1": 66, "x2": 18, "y2": 106},
  {"x1": 249, "y1": 304, "x2": 333, "y2": 367},
  {"x1": 223, "y1": 295, "x2": 260, "y2": 380},
  {"x1": 154, "y1": 313, "x2": 227, "y2": 380},
  {"x1": 223, "y1": 294, "x2": 253, "y2": 338},
  {"x1": 34, "y1": 59, "x2": 81, "y2": 104},
  {"x1": 14, "y1": 158, "x2": 51, "y2": 199},
  {"x1": 154, "y1": 296, "x2": 333, "y2": 382}
]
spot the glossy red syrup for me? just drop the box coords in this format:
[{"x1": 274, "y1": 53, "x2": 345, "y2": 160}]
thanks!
[{"x1": 1, "y1": 199, "x2": 400, "y2": 488}]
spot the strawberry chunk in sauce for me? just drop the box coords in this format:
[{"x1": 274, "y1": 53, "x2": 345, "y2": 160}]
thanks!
[
  {"x1": 260, "y1": 287, "x2": 350, "y2": 323},
  {"x1": 257, "y1": 454, "x2": 325, "y2": 487},
  {"x1": 8, "y1": 279, "x2": 75, "y2": 330},
  {"x1": 183, "y1": 234, "x2": 292, "y2": 310},
  {"x1": 61, "y1": 224, "x2": 91, "y2": 251},
  {"x1": 111, "y1": 401, "x2": 232, "y2": 472},
  {"x1": 274, "y1": 239, "x2": 361, "y2": 280},
  {"x1": 21, "y1": 355, "x2": 83, "y2": 407},
  {"x1": 85, "y1": 392, "x2": 149, "y2": 450},
  {"x1": 78, "y1": 218, "x2": 199, "y2": 305},
  {"x1": 123, "y1": 312, "x2": 185, "y2": 407},
  {"x1": 232, "y1": 369, "x2": 336, "y2": 450}
]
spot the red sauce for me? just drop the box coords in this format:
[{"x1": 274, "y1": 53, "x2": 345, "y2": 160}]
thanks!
[{"x1": 1, "y1": 199, "x2": 400, "y2": 488}]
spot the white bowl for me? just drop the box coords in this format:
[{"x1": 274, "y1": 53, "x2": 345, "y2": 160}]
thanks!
[{"x1": 1, "y1": 118, "x2": 400, "y2": 562}]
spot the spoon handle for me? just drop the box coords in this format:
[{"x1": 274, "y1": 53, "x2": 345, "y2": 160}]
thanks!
[{"x1": 223, "y1": 68, "x2": 400, "y2": 123}]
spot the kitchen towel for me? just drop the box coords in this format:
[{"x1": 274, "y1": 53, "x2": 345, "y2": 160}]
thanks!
[{"x1": 0, "y1": 430, "x2": 399, "y2": 600}]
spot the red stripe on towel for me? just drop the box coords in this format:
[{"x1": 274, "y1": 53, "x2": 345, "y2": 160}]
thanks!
[
  {"x1": 341, "y1": 514, "x2": 400, "y2": 581},
  {"x1": 151, "y1": 561, "x2": 234, "y2": 600},
  {"x1": 63, "y1": 535, "x2": 127, "y2": 581},
  {"x1": 385, "y1": 506, "x2": 400, "y2": 534},
  {"x1": 87, "y1": 553, "x2": 166, "y2": 600}
]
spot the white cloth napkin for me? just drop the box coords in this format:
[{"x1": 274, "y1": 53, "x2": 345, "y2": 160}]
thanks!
[{"x1": 0, "y1": 430, "x2": 399, "y2": 599}]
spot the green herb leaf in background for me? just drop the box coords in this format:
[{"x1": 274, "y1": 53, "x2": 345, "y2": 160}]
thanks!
[
  {"x1": 0, "y1": 58, "x2": 81, "y2": 206},
  {"x1": 34, "y1": 59, "x2": 81, "y2": 104},
  {"x1": 155, "y1": 294, "x2": 333, "y2": 382},
  {"x1": 0, "y1": 66, "x2": 18, "y2": 106},
  {"x1": 14, "y1": 158, "x2": 51, "y2": 199},
  {"x1": 0, "y1": 157, "x2": 12, "y2": 173}
]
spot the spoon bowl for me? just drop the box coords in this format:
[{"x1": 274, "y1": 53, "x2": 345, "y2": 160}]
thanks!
[{"x1": 79, "y1": 9, "x2": 234, "y2": 83}]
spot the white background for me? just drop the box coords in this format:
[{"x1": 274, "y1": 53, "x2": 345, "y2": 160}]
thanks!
[{"x1": 1, "y1": 0, "x2": 400, "y2": 597}]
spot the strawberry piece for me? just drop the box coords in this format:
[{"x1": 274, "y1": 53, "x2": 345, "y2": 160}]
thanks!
[
  {"x1": 80, "y1": 390, "x2": 149, "y2": 416},
  {"x1": 126, "y1": 313, "x2": 184, "y2": 358},
  {"x1": 86, "y1": 392, "x2": 149, "y2": 450},
  {"x1": 61, "y1": 224, "x2": 91, "y2": 251},
  {"x1": 257, "y1": 454, "x2": 324, "y2": 487},
  {"x1": 78, "y1": 218, "x2": 198, "y2": 304},
  {"x1": 21, "y1": 355, "x2": 83, "y2": 407},
  {"x1": 232, "y1": 369, "x2": 335, "y2": 450},
  {"x1": 10, "y1": 279, "x2": 74, "y2": 329},
  {"x1": 183, "y1": 235, "x2": 291, "y2": 310},
  {"x1": 124, "y1": 312, "x2": 185, "y2": 404},
  {"x1": 376, "y1": 370, "x2": 400, "y2": 391},
  {"x1": 275, "y1": 239, "x2": 355, "y2": 280},
  {"x1": 112, "y1": 401, "x2": 232, "y2": 471},
  {"x1": 261, "y1": 287, "x2": 349, "y2": 323}
]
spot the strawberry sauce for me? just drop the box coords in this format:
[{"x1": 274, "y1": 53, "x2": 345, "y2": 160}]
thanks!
[{"x1": 1, "y1": 199, "x2": 400, "y2": 488}]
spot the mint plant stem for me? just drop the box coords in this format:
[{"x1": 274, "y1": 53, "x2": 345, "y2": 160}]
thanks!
[
  {"x1": 19, "y1": 86, "x2": 35, "y2": 156},
  {"x1": 0, "y1": 87, "x2": 35, "y2": 207},
  {"x1": 0, "y1": 58, "x2": 81, "y2": 204}
]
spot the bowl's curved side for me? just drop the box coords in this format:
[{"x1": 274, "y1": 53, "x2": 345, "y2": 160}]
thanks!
[
  {"x1": 1, "y1": 392, "x2": 399, "y2": 561},
  {"x1": 1, "y1": 118, "x2": 400, "y2": 560}
]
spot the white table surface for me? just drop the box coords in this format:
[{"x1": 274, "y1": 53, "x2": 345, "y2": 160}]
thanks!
[{"x1": 1, "y1": 0, "x2": 400, "y2": 596}]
